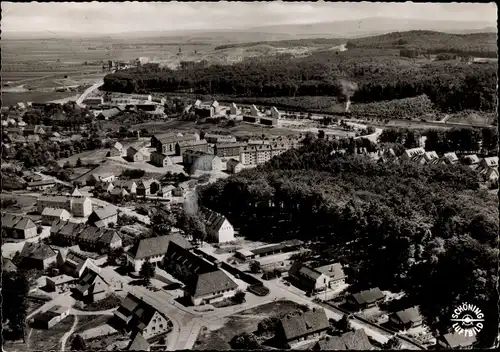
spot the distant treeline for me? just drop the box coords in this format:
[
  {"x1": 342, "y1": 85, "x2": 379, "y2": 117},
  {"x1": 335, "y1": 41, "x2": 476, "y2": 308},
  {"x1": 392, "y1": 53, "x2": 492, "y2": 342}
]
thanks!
[{"x1": 214, "y1": 38, "x2": 346, "y2": 50}]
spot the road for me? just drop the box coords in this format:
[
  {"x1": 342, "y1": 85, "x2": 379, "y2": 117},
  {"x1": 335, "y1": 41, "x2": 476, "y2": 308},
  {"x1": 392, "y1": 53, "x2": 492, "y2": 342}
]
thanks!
[{"x1": 75, "y1": 79, "x2": 104, "y2": 107}]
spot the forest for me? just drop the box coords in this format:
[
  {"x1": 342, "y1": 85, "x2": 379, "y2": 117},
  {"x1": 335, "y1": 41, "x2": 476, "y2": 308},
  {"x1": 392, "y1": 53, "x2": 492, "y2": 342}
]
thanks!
[
  {"x1": 103, "y1": 46, "x2": 497, "y2": 114},
  {"x1": 198, "y1": 140, "x2": 498, "y2": 347}
]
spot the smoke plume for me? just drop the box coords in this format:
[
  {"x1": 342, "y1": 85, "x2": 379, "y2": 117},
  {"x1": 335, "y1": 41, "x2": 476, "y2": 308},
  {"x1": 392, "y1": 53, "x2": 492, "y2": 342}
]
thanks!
[
  {"x1": 183, "y1": 189, "x2": 198, "y2": 215},
  {"x1": 338, "y1": 79, "x2": 358, "y2": 112}
]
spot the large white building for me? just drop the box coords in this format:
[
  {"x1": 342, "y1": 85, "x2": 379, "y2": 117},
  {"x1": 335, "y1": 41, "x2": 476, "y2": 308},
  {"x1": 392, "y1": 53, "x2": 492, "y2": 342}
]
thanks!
[
  {"x1": 37, "y1": 196, "x2": 92, "y2": 218},
  {"x1": 200, "y1": 207, "x2": 235, "y2": 243}
]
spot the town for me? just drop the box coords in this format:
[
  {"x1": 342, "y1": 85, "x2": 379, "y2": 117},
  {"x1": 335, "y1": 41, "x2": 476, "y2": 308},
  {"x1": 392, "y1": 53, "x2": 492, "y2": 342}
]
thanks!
[{"x1": 2, "y1": 2, "x2": 498, "y2": 352}]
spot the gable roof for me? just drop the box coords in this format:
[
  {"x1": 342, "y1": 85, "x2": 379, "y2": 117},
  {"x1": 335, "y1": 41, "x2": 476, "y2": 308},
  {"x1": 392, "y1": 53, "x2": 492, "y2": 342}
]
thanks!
[
  {"x1": 2, "y1": 256, "x2": 18, "y2": 272},
  {"x1": 71, "y1": 187, "x2": 83, "y2": 197},
  {"x1": 91, "y1": 206, "x2": 118, "y2": 220},
  {"x1": 315, "y1": 329, "x2": 373, "y2": 350},
  {"x1": 20, "y1": 242, "x2": 56, "y2": 261},
  {"x1": 98, "y1": 228, "x2": 122, "y2": 245},
  {"x1": 2, "y1": 213, "x2": 23, "y2": 229},
  {"x1": 189, "y1": 269, "x2": 238, "y2": 298},
  {"x1": 463, "y1": 154, "x2": 480, "y2": 164},
  {"x1": 114, "y1": 294, "x2": 168, "y2": 332},
  {"x1": 442, "y1": 152, "x2": 458, "y2": 163},
  {"x1": 128, "y1": 234, "x2": 192, "y2": 260},
  {"x1": 227, "y1": 158, "x2": 242, "y2": 167},
  {"x1": 441, "y1": 332, "x2": 477, "y2": 348},
  {"x1": 42, "y1": 207, "x2": 70, "y2": 218},
  {"x1": 13, "y1": 217, "x2": 37, "y2": 230},
  {"x1": 483, "y1": 156, "x2": 499, "y2": 167},
  {"x1": 403, "y1": 147, "x2": 425, "y2": 159},
  {"x1": 393, "y1": 307, "x2": 422, "y2": 324},
  {"x1": 75, "y1": 267, "x2": 108, "y2": 294},
  {"x1": 351, "y1": 288, "x2": 385, "y2": 305},
  {"x1": 279, "y1": 308, "x2": 329, "y2": 341},
  {"x1": 127, "y1": 331, "x2": 150, "y2": 351},
  {"x1": 200, "y1": 207, "x2": 229, "y2": 233},
  {"x1": 314, "y1": 263, "x2": 346, "y2": 281}
]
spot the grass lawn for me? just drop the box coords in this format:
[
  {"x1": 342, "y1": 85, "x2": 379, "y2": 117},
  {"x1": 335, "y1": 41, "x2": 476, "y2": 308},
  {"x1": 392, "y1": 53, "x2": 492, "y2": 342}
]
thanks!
[
  {"x1": 81, "y1": 294, "x2": 121, "y2": 312},
  {"x1": 193, "y1": 300, "x2": 308, "y2": 350},
  {"x1": 28, "y1": 315, "x2": 75, "y2": 351},
  {"x1": 1, "y1": 91, "x2": 77, "y2": 107}
]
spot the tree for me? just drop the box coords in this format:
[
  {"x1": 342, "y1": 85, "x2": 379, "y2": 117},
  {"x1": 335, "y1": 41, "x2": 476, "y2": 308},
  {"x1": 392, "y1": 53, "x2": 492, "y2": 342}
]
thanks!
[
  {"x1": 76, "y1": 158, "x2": 82, "y2": 167},
  {"x1": 334, "y1": 315, "x2": 353, "y2": 333},
  {"x1": 232, "y1": 290, "x2": 246, "y2": 303},
  {"x1": 230, "y1": 332, "x2": 259, "y2": 349},
  {"x1": 139, "y1": 259, "x2": 155, "y2": 285},
  {"x1": 249, "y1": 260, "x2": 261, "y2": 273},
  {"x1": 63, "y1": 161, "x2": 72, "y2": 169},
  {"x1": 71, "y1": 334, "x2": 87, "y2": 351},
  {"x1": 383, "y1": 336, "x2": 402, "y2": 349},
  {"x1": 318, "y1": 130, "x2": 325, "y2": 139},
  {"x1": 3, "y1": 272, "x2": 29, "y2": 342}
]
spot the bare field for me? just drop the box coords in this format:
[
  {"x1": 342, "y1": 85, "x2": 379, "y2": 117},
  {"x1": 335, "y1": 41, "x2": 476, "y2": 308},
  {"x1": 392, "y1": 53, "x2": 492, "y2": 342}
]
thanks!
[{"x1": 1, "y1": 91, "x2": 78, "y2": 106}]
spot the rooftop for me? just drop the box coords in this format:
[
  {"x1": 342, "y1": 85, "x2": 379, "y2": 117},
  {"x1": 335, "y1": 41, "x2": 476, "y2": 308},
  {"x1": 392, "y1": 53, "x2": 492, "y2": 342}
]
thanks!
[
  {"x1": 128, "y1": 233, "x2": 192, "y2": 260},
  {"x1": 279, "y1": 308, "x2": 329, "y2": 341}
]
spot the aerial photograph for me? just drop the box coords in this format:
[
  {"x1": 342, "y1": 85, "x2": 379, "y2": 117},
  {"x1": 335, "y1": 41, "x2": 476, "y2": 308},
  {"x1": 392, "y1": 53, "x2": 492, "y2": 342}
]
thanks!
[{"x1": 1, "y1": 1, "x2": 498, "y2": 351}]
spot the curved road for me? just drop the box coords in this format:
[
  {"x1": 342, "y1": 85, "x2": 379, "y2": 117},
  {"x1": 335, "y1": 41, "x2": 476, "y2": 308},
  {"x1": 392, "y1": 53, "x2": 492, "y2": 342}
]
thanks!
[{"x1": 75, "y1": 77, "x2": 106, "y2": 107}]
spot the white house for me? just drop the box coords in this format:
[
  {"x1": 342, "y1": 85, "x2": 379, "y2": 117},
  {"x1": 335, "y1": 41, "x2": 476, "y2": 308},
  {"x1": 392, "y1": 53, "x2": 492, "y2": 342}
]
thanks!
[
  {"x1": 230, "y1": 103, "x2": 239, "y2": 115},
  {"x1": 200, "y1": 207, "x2": 235, "y2": 243},
  {"x1": 271, "y1": 106, "x2": 281, "y2": 119},
  {"x1": 250, "y1": 104, "x2": 260, "y2": 117}
]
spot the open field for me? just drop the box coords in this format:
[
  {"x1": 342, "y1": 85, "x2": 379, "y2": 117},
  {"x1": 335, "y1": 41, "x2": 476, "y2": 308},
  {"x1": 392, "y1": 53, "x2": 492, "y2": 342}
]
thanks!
[
  {"x1": 194, "y1": 300, "x2": 307, "y2": 350},
  {"x1": 2, "y1": 91, "x2": 79, "y2": 106}
]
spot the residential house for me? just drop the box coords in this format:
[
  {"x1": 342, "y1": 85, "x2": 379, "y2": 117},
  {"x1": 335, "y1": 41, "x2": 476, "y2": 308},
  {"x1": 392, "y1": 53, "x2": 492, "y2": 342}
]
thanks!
[
  {"x1": 158, "y1": 185, "x2": 176, "y2": 198},
  {"x1": 74, "y1": 267, "x2": 116, "y2": 302},
  {"x1": 113, "y1": 179, "x2": 138, "y2": 194},
  {"x1": 18, "y1": 242, "x2": 57, "y2": 270},
  {"x1": 27, "y1": 134, "x2": 40, "y2": 143},
  {"x1": 53, "y1": 222, "x2": 86, "y2": 246},
  {"x1": 260, "y1": 117, "x2": 278, "y2": 126},
  {"x1": 127, "y1": 331, "x2": 151, "y2": 351},
  {"x1": 229, "y1": 103, "x2": 239, "y2": 115},
  {"x1": 163, "y1": 242, "x2": 238, "y2": 305},
  {"x1": 71, "y1": 187, "x2": 83, "y2": 197},
  {"x1": 271, "y1": 106, "x2": 282, "y2": 119},
  {"x1": 95, "y1": 228, "x2": 122, "y2": 251},
  {"x1": 1, "y1": 213, "x2": 38, "y2": 239},
  {"x1": 56, "y1": 248, "x2": 97, "y2": 278},
  {"x1": 194, "y1": 100, "x2": 220, "y2": 118},
  {"x1": 113, "y1": 294, "x2": 172, "y2": 339},
  {"x1": 418, "y1": 151, "x2": 439, "y2": 164},
  {"x1": 250, "y1": 104, "x2": 260, "y2": 117},
  {"x1": 127, "y1": 146, "x2": 147, "y2": 162},
  {"x1": 462, "y1": 154, "x2": 481, "y2": 168},
  {"x1": 313, "y1": 329, "x2": 373, "y2": 350},
  {"x1": 441, "y1": 152, "x2": 459, "y2": 165},
  {"x1": 32, "y1": 306, "x2": 70, "y2": 329},
  {"x1": 137, "y1": 179, "x2": 161, "y2": 196},
  {"x1": 126, "y1": 233, "x2": 192, "y2": 272},
  {"x1": 83, "y1": 97, "x2": 104, "y2": 107},
  {"x1": 183, "y1": 150, "x2": 222, "y2": 171},
  {"x1": 204, "y1": 133, "x2": 237, "y2": 144},
  {"x1": 97, "y1": 107, "x2": 121, "y2": 120},
  {"x1": 34, "y1": 125, "x2": 46, "y2": 135},
  {"x1": 226, "y1": 158, "x2": 244, "y2": 173},
  {"x1": 27, "y1": 179, "x2": 57, "y2": 191},
  {"x1": 95, "y1": 181, "x2": 114, "y2": 193},
  {"x1": 347, "y1": 288, "x2": 385, "y2": 310},
  {"x1": 275, "y1": 308, "x2": 330, "y2": 347},
  {"x1": 108, "y1": 146, "x2": 123, "y2": 157},
  {"x1": 214, "y1": 142, "x2": 246, "y2": 159},
  {"x1": 483, "y1": 167, "x2": 499, "y2": 184},
  {"x1": 172, "y1": 183, "x2": 188, "y2": 197},
  {"x1": 186, "y1": 269, "x2": 239, "y2": 306},
  {"x1": 479, "y1": 156, "x2": 499, "y2": 170},
  {"x1": 150, "y1": 151, "x2": 173, "y2": 167},
  {"x1": 270, "y1": 143, "x2": 288, "y2": 158},
  {"x1": 175, "y1": 140, "x2": 209, "y2": 156},
  {"x1": 288, "y1": 261, "x2": 346, "y2": 293},
  {"x1": 235, "y1": 240, "x2": 303, "y2": 261},
  {"x1": 200, "y1": 207, "x2": 235, "y2": 243},
  {"x1": 46, "y1": 274, "x2": 78, "y2": 293},
  {"x1": 151, "y1": 133, "x2": 198, "y2": 155},
  {"x1": 110, "y1": 187, "x2": 129, "y2": 198},
  {"x1": 41, "y1": 208, "x2": 71, "y2": 225},
  {"x1": 437, "y1": 332, "x2": 476, "y2": 349},
  {"x1": 255, "y1": 144, "x2": 272, "y2": 164},
  {"x1": 87, "y1": 206, "x2": 119, "y2": 228},
  {"x1": 71, "y1": 196, "x2": 93, "y2": 217},
  {"x1": 390, "y1": 307, "x2": 423, "y2": 330},
  {"x1": 400, "y1": 147, "x2": 426, "y2": 162}
]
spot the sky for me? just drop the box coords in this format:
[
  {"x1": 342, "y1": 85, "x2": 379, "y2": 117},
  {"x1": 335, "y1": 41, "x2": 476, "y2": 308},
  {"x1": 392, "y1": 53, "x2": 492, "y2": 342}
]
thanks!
[{"x1": 2, "y1": 1, "x2": 497, "y2": 35}]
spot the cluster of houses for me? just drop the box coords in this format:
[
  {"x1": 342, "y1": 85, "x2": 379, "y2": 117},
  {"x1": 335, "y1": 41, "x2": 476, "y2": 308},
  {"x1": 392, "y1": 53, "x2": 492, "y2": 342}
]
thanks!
[
  {"x1": 83, "y1": 93, "x2": 166, "y2": 117},
  {"x1": 50, "y1": 219, "x2": 122, "y2": 252},
  {"x1": 377, "y1": 147, "x2": 499, "y2": 185},
  {"x1": 94, "y1": 175, "x2": 185, "y2": 199},
  {"x1": 1, "y1": 213, "x2": 38, "y2": 239}
]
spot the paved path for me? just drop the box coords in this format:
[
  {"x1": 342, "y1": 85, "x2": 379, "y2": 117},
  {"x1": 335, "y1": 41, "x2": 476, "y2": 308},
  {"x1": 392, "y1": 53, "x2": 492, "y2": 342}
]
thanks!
[
  {"x1": 69, "y1": 308, "x2": 117, "y2": 316},
  {"x1": 76, "y1": 79, "x2": 104, "y2": 107},
  {"x1": 60, "y1": 314, "x2": 78, "y2": 352}
]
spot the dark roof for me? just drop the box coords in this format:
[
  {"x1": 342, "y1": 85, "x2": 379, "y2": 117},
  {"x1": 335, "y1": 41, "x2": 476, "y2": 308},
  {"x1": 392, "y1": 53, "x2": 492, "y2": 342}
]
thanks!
[
  {"x1": 115, "y1": 294, "x2": 167, "y2": 332},
  {"x1": 75, "y1": 267, "x2": 108, "y2": 294},
  {"x1": 351, "y1": 288, "x2": 385, "y2": 305},
  {"x1": 215, "y1": 142, "x2": 247, "y2": 149},
  {"x1": 177, "y1": 140, "x2": 207, "y2": 147},
  {"x1": 393, "y1": 307, "x2": 422, "y2": 324},
  {"x1": 226, "y1": 158, "x2": 242, "y2": 166},
  {"x1": 79, "y1": 226, "x2": 102, "y2": 242},
  {"x1": 98, "y1": 228, "x2": 121, "y2": 245},
  {"x1": 2, "y1": 213, "x2": 23, "y2": 229},
  {"x1": 50, "y1": 219, "x2": 68, "y2": 234},
  {"x1": 20, "y1": 242, "x2": 56, "y2": 261},
  {"x1": 13, "y1": 217, "x2": 36, "y2": 231},
  {"x1": 33, "y1": 310, "x2": 59, "y2": 323},
  {"x1": 252, "y1": 243, "x2": 285, "y2": 256},
  {"x1": 155, "y1": 133, "x2": 197, "y2": 144},
  {"x1": 279, "y1": 308, "x2": 329, "y2": 341},
  {"x1": 128, "y1": 233, "x2": 192, "y2": 260},
  {"x1": 127, "y1": 331, "x2": 150, "y2": 351},
  {"x1": 314, "y1": 263, "x2": 345, "y2": 281},
  {"x1": 190, "y1": 270, "x2": 238, "y2": 298},
  {"x1": 315, "y1": 329, "x2": 373, "y2": 350},
  {"x1": 200, "y1": 207, "x2": 228, "y2": 233},
  {"x1": 2, "y1": 256, "x2": 18, "y2": 272},
  {"x1": 441, "y1": 332, "x2": 476, "y2": 348}
]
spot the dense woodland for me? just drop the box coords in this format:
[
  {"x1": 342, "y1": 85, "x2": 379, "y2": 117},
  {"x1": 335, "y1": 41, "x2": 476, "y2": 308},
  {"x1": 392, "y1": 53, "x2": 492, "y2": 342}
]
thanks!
[
  {"x1": 198, "y1": 140, "x2": 498, "y2": 347},
  {"x1": 103, "y1": 49, "x2": 497, "y2": 114}
]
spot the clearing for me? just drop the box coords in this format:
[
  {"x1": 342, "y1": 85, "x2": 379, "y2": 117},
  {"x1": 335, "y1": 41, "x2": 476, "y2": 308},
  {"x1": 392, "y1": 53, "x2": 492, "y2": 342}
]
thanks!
[{"x1": 194, "y1": 300, "x2": 308, "y2": 350}]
